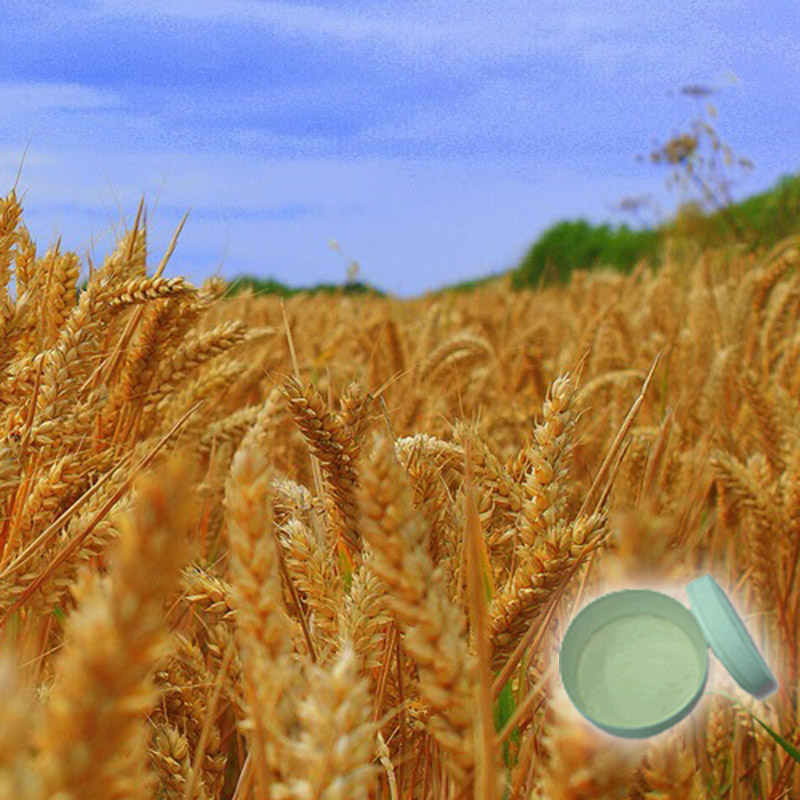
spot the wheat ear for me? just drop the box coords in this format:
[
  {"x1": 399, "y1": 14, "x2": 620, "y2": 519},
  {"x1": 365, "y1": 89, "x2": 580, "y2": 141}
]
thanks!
[{"x1": 34, "y1": 453, "x2": 197, "y2": 800}]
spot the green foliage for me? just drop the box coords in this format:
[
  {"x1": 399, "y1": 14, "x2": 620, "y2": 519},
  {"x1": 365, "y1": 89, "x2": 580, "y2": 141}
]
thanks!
[
  {"x1": 511, "y1": 172, "x2": 800, "y2": 289},
  {"x1": 752, "y1": 713, "x2": 800, "y2": 765},
  {"x1": 511, "y1": 219, "x2": 661, "y2": 288},
  {"x1": 227, "y1": 275, "x2": 294, "y2": 297},
  {"x1": 225, "y1": 275, "x2": 383, "y2": 298},
  {"x1": 697, "y1": 173, "x2": 800, "y2": 250},
  {"x1": 494, "y1": 681, "x2": 520, "y2": 768},
  {"x1": 709, "y1": 692, "x2": 800, "y2": 765},
  {"x1": 657, "y1": 174, "x2": 800, "y2": 253},
  {"x1": 431, "y1": 272, "x2": 505, "y2": 295}
]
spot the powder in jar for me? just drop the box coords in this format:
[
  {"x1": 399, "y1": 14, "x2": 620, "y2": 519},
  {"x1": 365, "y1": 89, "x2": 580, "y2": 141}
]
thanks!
[{"x1": 575, "y1": 613, "x2": 703, "y2": 728}]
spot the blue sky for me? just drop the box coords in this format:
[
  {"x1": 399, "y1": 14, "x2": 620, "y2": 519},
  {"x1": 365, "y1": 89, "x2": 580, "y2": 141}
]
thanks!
[{"x1": 1, "y1": 0, "x2": 798, "y2": 295}]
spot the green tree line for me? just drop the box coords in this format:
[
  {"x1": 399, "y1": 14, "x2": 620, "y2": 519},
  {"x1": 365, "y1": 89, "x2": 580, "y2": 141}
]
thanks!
[{"x1": 511, "y1": 172, "x2": 800, "y2": 288}]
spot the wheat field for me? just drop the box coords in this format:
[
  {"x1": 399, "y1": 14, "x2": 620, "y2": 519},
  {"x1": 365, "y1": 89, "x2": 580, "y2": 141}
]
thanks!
[{"x1": 0, "y1": 189, "x2": 798, "y2": 799}]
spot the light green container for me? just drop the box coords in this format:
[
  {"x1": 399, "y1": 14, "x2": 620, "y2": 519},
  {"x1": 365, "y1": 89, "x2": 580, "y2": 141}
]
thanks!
[{"x1": 559, "y1": 574, "x2": 778, "y2": 738}]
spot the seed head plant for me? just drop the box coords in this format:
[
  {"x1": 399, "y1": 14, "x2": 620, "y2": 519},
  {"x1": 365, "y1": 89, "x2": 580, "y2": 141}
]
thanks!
[{"x1": 0, "y1": 181, "x2": 796, "y2": 800}]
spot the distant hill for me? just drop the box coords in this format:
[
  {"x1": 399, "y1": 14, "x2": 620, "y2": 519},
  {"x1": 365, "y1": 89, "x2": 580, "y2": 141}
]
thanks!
[
  {"x1": 224, "y1": 275, "x2": 384, "y2": 298},
  {"x1": 224, "y1": 172, "x2": 800, "y2": 296},
  {"x1": 510, "y1": 172, "x2": 800, "y2": 289}
]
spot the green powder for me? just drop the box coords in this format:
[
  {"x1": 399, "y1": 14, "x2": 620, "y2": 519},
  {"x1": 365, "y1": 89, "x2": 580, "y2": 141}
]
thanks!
[{"x1": 576, "y1": 613, "x2": 703, "y2": 728}]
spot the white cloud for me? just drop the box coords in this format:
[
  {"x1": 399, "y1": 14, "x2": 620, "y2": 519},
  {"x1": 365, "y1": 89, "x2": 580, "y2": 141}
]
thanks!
[
  {"x1": 3, "y1": 146, "x2": 671, "y2": 294},
  {"x1": 0, "y1": 0, "x2": 787, "y2": 296},
  {"x1": 94, "y1": 0, "x2": 440, "y2": 45},
  {"x1": 0, "y1": 82, "x2": 123, "y2": 114},
  {"x1": 0, "y1": 147, "x2": 58, "y2": 170},
  {"x1": 87, "y1": 0, "x2": 728, "y2": 75}
]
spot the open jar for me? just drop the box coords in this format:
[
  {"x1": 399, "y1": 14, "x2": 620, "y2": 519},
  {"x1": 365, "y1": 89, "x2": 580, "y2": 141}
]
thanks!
[{"x1": 559, "y1": 574, "x2": 778, "y2": 738}]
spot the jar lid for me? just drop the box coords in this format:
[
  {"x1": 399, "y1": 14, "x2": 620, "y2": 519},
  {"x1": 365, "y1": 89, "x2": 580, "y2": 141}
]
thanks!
[{"x1": 686, "y1": 574, "x2": 778, "y2": 699}]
